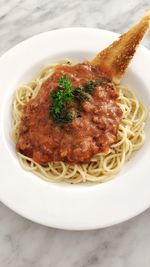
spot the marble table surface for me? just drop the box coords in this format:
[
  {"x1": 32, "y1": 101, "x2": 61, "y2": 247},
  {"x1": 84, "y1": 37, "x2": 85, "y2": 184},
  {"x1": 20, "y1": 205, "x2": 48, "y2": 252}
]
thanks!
[{"x1": 0, "y1": 0, "x2": 150, "y2": 266}]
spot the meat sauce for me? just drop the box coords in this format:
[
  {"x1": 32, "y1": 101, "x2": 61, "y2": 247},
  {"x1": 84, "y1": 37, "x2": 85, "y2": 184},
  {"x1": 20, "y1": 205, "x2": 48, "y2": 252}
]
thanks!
[{"x1": 16, "y1": 62, "x2": 122, "y2": 164}]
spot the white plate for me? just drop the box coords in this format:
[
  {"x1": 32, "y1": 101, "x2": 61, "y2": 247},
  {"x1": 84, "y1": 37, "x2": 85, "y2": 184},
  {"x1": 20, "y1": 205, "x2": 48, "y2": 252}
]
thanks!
[{"x1": 0, "y1": 28, "x2": 150, "y2": 230}]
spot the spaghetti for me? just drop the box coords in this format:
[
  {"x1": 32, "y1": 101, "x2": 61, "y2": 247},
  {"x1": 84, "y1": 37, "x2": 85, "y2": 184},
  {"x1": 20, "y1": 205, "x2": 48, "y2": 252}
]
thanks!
[{"x1": 12, "y1": 61, "x2": 147, "y2": 183}]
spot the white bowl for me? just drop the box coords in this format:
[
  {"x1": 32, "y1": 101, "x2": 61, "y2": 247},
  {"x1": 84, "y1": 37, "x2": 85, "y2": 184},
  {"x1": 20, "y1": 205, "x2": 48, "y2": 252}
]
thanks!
[{"x1": 0, "y1": 28, "x2": 150, "y2": 230}]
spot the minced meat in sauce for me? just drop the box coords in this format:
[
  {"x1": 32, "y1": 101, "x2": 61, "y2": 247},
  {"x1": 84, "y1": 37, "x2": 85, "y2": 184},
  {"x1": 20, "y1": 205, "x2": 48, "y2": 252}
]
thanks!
[{"x1": 16, "y1": 62, "x2": 123, "y2": 164}]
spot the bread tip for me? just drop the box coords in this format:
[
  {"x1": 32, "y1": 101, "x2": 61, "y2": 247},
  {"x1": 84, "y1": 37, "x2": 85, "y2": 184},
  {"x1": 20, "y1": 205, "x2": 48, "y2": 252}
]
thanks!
[{"x1": 144, "y1": 9, "x2": 150, "y2": 20}]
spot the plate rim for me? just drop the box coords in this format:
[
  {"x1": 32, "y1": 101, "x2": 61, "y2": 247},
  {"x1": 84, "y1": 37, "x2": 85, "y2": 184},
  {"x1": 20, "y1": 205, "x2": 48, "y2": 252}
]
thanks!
[{"x1": 0, "y1": 27, "x2": 150, "y2": 230}]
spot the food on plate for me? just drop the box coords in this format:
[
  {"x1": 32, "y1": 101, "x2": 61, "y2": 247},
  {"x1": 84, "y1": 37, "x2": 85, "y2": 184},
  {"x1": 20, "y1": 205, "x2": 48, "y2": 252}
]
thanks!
[{"x1": 12, "y1": 11, "x2": 149, "y2": 183}]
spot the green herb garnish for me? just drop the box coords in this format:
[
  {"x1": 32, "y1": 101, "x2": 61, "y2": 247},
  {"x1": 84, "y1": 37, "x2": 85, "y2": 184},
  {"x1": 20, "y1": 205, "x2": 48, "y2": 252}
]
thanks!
[
  {"x1": 49, "y1": 76, "x2": 74, "y2": 125},
  {"x1": 84, "y1": 80, "x2": 96, "y2": 93},
  {"x1": 49, "y1": 75, "x2": 111, "y2": 126},
  {"x1": 74, "y1": 87, "x2": 89, "y2": 103},
  {"x1": 58, "y1": 75, "x2": 74, "y2": 103},
  {"x1": 49, "y1": 107, "x2": 73, "y2": 125},
  {"x1": 84, "y1": 77, "x2": 111, "y2": 93}
]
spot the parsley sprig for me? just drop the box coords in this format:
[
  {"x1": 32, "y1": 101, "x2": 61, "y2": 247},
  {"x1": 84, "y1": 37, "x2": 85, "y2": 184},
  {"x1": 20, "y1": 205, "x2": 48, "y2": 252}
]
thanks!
[
  {"x1": 49, "y1": 76, "x2": 90, "y2": 125},
  {"x1": 84, "y1": 77, "x2": 111, "y2": 93},
  {"x1": 49, "y1": 76, "x2": 74, "y2": 124},
  {"x1": 51, "y1": 76, "x2": 73, "y2": 114},
  {"x1": 49, "y1": 75, "x2": 111, "y2": 126}
]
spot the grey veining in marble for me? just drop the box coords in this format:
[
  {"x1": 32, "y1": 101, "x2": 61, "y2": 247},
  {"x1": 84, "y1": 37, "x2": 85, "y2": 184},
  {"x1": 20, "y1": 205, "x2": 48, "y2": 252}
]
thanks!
[{"x1": 0, "y1": 0, "x2": 150, "y2": 266}]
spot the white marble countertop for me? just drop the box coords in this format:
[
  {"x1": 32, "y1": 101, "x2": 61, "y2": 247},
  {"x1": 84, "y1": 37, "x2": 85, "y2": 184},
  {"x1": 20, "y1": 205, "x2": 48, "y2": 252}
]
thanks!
[{"x1": 0, "y1": 0, "x2": 150, "y2": 266}]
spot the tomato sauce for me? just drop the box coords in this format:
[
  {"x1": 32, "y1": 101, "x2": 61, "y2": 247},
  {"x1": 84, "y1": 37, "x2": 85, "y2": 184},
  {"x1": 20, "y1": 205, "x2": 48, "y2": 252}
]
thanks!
[{"x1": 16, "y1": 62, "x2": 122, "y2": 164}]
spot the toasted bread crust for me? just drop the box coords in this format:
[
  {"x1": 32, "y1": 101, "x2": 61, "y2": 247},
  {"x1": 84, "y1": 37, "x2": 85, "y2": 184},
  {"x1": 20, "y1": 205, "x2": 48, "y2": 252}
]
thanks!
[{"x1": 91, "y1": 11, "x2": 150, "y2": 83}]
